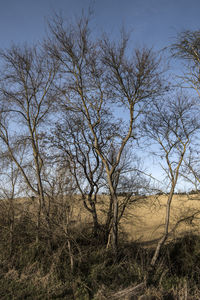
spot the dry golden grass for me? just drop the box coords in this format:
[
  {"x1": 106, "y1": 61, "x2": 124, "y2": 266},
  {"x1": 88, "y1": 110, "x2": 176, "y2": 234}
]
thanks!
[
  {"x1": 120, "y1": 194, "x2": 200, "y2": 244},
  {"x1": 66, "y1": 194, "x2": 200, "y2": 245},
  {"x1": 12, "y1": 193, "x2": 200, "y2": 245}
]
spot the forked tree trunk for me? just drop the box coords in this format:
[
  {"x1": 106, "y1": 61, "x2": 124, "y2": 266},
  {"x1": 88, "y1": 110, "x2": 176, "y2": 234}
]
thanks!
[{"x1": 82, "y1": 194, "x2": 100, "y2": 238}]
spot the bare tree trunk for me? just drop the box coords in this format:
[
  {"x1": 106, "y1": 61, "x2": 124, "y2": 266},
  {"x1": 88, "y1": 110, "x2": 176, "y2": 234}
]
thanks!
[
  {"x1": 104, "y1": 196, "x2": 113, "y2": 244},
  {"x1": 36, "y1": 197, "x2": 42, "y2": 244},
  {"x1": 34, "y1": 155, "x2": 53, "y2": 248},
  {"x1": 9, "y1": 199, "x2": 15, "y2": 257},
  {"x1": 87, "y1": 195, "x2": 99, "y2": 237},
  {"x1": 67, "y1": 239, "x2": 74, "y2": 273},
  {"x1": 92, "y1": 211, "x2": 99, "y2": 237},
  {"x1": 151, "y1": 187, "x2": 174, "y2": 266},
  {"x1": 112, "y1": 193, "x2": 119, "y2": 255},
  {"x1": 106, "y1": 175, "x2": 119, "y2": 255}
]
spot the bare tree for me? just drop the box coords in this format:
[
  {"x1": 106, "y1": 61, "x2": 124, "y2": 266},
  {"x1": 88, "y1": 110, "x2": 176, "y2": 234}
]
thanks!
[
  {"x1": 171, "y1": 30, "x2": 200, "y2": 96},
  {"x1": 0, "y1": 151, "x2": 25, "y2": 256},
  {"x1": 0, "y1": 44, "x2": 59, "y2": 243},
  {"x1": 46, "y1": 14, "x2": 164, "y2": 253},
  {"x1": 51, "y1": 110, "x2": 148, "y2": 243},
  {"x1": 171, "y1": 30, "x2": 200, "y2": 195},
  {"x1": 51, "y1": 110, "x2": 105, "y2": 238},
  {"x1": 143, "y1": 93, "x2": 199, "y2": 267}
]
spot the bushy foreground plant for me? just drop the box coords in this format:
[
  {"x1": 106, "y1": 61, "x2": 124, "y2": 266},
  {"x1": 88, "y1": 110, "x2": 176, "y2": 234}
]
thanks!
[{"x1": 1, "y1": 209, "x2": 200, "y2": 299}]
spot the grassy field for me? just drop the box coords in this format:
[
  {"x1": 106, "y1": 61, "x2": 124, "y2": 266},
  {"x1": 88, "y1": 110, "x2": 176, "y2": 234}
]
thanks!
[
  {"x1": 51, "y1": 193, "x2": 200, "y2": 245},
  {"x1": 121, "y1": 194, "x2": 200, "y2": 244},
  {"x1": 1, "y1": 193, "x2": 200, "y2": 299}
]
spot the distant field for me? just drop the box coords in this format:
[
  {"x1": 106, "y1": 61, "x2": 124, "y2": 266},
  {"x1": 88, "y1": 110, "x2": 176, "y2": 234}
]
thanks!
[
  {"x1": 120, "y1": 194, "x2": 200, "y2": 245},
  {"x1": 67, "y1": 194, "x2": 200, "y2": 245},
  {"x1": 13, "y1": 193, "x2": 200, "y2": 245}
]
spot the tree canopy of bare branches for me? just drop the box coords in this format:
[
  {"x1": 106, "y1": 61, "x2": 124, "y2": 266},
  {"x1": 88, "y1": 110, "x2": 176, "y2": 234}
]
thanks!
[{"x1": 46, "y1": 14, "x2": 165, "y2": 253}]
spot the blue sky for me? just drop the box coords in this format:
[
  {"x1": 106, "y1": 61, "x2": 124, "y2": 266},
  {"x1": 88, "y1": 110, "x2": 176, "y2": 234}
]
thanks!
[{"x1": 1, "y1": 0, "x2": 200, "y2": 49}]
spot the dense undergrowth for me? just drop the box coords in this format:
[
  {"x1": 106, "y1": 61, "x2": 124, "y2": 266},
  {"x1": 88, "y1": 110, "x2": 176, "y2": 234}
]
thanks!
[{"x1": 0, "y1": 212, "x2": 200, "y2": 299}]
